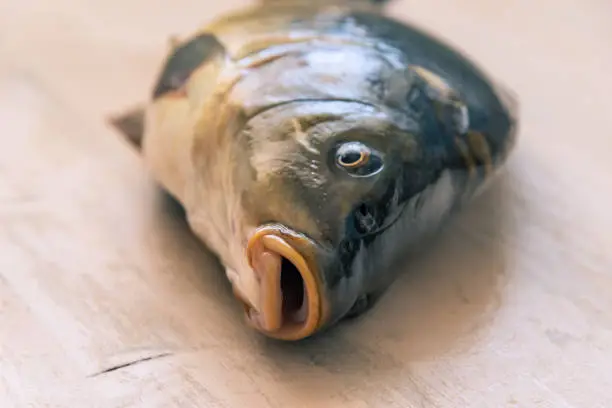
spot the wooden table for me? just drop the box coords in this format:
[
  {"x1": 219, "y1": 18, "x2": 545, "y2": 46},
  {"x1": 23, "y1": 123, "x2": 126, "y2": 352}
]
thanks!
[{"x1": 1, "y1": 0, "x2": 611, "y2": 406}]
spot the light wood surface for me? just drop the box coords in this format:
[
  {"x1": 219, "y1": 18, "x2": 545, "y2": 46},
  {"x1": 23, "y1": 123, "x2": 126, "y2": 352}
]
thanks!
[{"x1": 1, "y1": 0, "x2": 611, "y2": 406}]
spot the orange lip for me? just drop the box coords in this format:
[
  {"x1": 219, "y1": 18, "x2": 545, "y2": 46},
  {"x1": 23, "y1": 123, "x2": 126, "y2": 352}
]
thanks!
[{"x1": 242, "y1": 226, "x2": 328, "y2": 341}]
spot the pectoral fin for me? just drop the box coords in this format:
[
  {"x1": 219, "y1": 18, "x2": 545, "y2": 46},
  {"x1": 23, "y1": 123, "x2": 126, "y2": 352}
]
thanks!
[{"x1": 108, "y1": 105, "x2": 146, "y2": 150}]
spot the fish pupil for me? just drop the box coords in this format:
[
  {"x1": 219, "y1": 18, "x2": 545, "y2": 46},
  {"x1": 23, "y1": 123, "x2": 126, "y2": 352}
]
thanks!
[
  {"x1": 341, "y1": 151, "x2": 363, "y2": 165},
  {"x1": 336, "y1": 142, "x2": 369, "y2": 168},
  {"x1": 355, "y1": 203, "x2": 378, "y2": 234}
]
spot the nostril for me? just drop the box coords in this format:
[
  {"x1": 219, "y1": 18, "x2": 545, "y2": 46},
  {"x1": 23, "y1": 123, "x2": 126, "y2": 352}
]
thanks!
[{"x1": 280, "y1": 258, "x2": 307, "y2": 323}]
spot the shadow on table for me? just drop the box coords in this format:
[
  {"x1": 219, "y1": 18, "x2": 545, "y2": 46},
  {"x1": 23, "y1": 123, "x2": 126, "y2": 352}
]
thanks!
[{"x1": 145, "y1": 155, "x2": 518, "y2": 400}]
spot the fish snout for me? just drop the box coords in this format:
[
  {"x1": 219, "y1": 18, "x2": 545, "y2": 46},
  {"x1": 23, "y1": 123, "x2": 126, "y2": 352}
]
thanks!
[{"x1": 240, "y1": 225, "x2": 329, "y2": 341}]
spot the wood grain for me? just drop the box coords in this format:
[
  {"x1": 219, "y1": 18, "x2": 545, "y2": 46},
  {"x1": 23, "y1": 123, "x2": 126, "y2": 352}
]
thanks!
[{"x1": 0, "y1": 0, "x2": 611, "y2": 406}]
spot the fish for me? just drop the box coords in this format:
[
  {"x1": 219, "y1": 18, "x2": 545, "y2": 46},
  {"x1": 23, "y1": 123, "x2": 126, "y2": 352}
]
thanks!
[{"x1": 110, "y1": 0, "x2": 519, "y2": 341}]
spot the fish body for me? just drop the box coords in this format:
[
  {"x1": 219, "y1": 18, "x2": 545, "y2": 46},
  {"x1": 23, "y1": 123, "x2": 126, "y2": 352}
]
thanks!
[{"x1": 111, "y1": 0, "x2": 518, "y2": 340}]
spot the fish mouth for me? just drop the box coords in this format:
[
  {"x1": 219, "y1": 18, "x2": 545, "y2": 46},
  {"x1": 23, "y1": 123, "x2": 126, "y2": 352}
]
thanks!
[{"x1": 241, "y1": 225, "x2": 328, "y2": 341}]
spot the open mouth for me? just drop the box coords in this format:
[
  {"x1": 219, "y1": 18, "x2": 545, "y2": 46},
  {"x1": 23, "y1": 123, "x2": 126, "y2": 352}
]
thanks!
[
  {"x1": 280, "y1": 258, "x2": 308, "y2": 323},
  {"x1": 243, "y1": 227, "x2": 325, "y2": 340}
]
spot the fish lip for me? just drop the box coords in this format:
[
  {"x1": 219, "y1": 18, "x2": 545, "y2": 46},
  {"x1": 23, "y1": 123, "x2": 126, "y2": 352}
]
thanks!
[{"x1": 241, "y1": 224, "x2": 331, "y2": 341}]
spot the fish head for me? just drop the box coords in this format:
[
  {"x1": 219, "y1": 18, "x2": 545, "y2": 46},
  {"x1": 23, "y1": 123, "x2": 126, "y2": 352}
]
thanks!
[{"x1": 179, "y1": 42, "x2": 519, "y2": 341}]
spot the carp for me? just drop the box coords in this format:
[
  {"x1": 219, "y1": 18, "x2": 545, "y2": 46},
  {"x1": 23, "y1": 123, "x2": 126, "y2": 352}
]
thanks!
[{"x1": 111, "y1": 0, "x2": 518, "y2": 341}]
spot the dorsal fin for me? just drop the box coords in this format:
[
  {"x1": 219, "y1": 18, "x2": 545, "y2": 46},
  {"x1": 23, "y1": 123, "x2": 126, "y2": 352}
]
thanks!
[
  {"x1": 152, "y1": 33, "x2": 226, "y2": 99},
  {"x1": 259, "y1": 0, "x2": 392, "y2": 5}
]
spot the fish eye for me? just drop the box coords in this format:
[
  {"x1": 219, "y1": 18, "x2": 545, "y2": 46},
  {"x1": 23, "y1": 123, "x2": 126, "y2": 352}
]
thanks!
[
  {"x1": 335, "y1": 142, "x2": 384, "y2": 177},
  {"x1": 337, "y1": 143, "x2": 369, "y2": 167}
]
